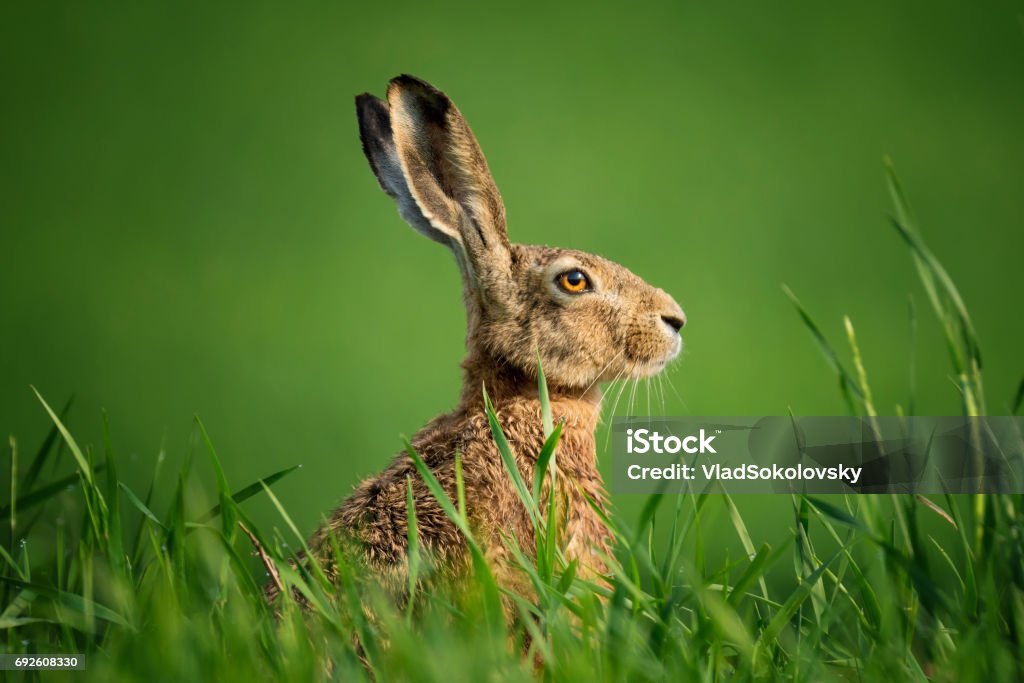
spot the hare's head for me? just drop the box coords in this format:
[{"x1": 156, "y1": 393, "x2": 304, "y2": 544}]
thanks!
[{"x1": 357, "y1": 76, "x2": 685, "y2": 392}]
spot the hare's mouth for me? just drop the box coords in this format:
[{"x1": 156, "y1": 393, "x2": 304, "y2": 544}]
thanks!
[
  {"x1": 629, "y1": 354, "x2": 677, "y2": 378},
  {"x1": 628, "y1": 337, "x2": 682, "y2": 378}
]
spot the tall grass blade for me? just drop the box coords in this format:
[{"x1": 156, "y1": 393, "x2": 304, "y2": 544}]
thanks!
[
  {"x1": 402, "y1": 438, "x2": 504, "y2": 634},
  {"x1": 196, "y1": 464, "x2": 301, "y2": 524},
  {"x1": 781, "y1": 285, "x2": 862, "y2": 413},
  {"x1": 724, "y1": 493, "x2": 769, "y2": 604},
  {"x1": 0, "y1": 576, "x2": 130, "y2": 629},
  {"x1": 886, "y1": 162, "x2": 982, "y2": 372},
  {"x1": 405, "y1": 476, "x2": 421, "y2": 621},
  {"x1": 728, "y1": 542, "x2": 789, "y2": 607},
  {"x1": 483, "y1": 385, "x2": 539, "y2": 529},
  {"x1": 907, "y1": 294, "x2": 918, "y2": 416},
  {"x1": 756, "y1": 548, "x2": 842, "y2": 650},
  {"x1": 118, "y1": 482, "x2": 166, "y2": 529},
  {"x1": 0, "y1": 467, "x2": 106, "y2": 522},
  {"x1": 532, "y1": 423, "x2": 563, "y2": 503},
  {"x1": 31, "y1": 387, "x2": 94, "y2": 487},
  {"x1": 8, "y1": 436, "x2": 16, "y2": 544},
  {"x1": 196, "y1": 418, "x2": 238, "y2": 539},
  {"x1": 454, "y1": 450, "x2": 466, "y2": 522},
  {"x1": 537, "y1": 351, "x2": 553, "y2": 438},
  {"x1": 102, "y1": 412, "x2": 126, "y2": 575},
  {"x1": 20, "y1": 395, "x2": 73, "y2": 493}
]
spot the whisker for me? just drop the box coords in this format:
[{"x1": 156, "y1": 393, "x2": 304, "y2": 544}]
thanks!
[
  {"x1": 577, "y1": 350, "x2": 624, "y2": 401},
  {"x1": 605, "y1": 367, "x2": 630, "y2": 419},
  {"x1": 652, "y1": 375, "x2": 661, "y2": 415},
  {"x1": 617, "y1": 377, "x2": 632, "y2": 422},
  {"x1": 601, "y1": 365, "x2": 632, "y2": 450},
  {"x1": 636, "y1": 377, "x2": 644, "y2": 416},
  {"x1": 627, "y1": 377, "x2": 639, "y2": 419},
  {"x1": 663, "y1": 368, "x2": 688, "y2": 412}
]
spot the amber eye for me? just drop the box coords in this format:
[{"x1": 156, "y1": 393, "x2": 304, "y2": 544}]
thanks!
[{"x1": 556, "y1": 269, "x2": 590, "y2": 294}]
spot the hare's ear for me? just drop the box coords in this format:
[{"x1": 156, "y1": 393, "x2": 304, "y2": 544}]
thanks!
[
  {"x1": 384, "y1": 75, "x2": 512, "y2": 289},
  {"x1": 356, "y1": 93, "x2": 460, "y2": 248}
]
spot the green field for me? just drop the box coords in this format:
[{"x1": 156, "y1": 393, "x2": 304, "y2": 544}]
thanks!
[
  {"x1": 1, "y1": 170, "x2": 1022, "y2": 680},
  {"x1": 2, "y1": 1, "x2": 1023, "y2": 680}
]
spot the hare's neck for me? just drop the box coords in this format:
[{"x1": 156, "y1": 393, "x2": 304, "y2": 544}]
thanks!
[{"x1": 457, "y1": 350, "x2": 604, "y2": 429}]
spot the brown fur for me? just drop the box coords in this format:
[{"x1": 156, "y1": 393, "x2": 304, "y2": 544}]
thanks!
[{"x1": 276, "y1": 76, "x2": 685, "y2": 616}]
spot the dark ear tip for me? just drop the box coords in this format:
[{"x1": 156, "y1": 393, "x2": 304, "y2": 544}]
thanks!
[
  {"x1": 355, "y1": 93, "x2": 386, "y2": 113},
  {"x1": 388, "y1": 74, "x2": 451, "y2": 111},
  {"x1": 391, "y1": 73, "x2": 433, "y2": 91},
  {"x1": 355, "y1": 93, "x2": 390, "y2": 132}
]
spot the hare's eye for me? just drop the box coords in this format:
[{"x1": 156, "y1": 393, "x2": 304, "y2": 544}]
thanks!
[{"x1": 556, "y1": 270, "x2": 590, "y2": 294}]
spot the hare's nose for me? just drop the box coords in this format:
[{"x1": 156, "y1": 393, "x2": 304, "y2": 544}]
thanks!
[{"x1": 661, "y1": 313, "x2": 686, "y2": 334}]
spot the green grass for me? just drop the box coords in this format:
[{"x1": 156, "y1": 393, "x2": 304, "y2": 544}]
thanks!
[{"x1": 2, "y1": 167, "x2": 1023, "y2": 682}]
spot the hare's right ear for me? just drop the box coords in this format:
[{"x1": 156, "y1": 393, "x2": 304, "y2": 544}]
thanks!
[
  {"x1": 356, "y1": 77, "x2": 513, "y2": 302},
  {"x1": 356, "y1": 93, "x2": 460, "y2": 248}
]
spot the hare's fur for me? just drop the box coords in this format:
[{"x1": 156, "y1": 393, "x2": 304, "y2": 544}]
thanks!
[
  {"x1": 309, "y1": 367, "x2": 607, "y2": 601},
  {"x1": 298, "y1": 75, "x2": 685, "y2": 608}
]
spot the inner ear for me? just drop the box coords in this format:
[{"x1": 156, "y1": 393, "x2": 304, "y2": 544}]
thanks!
[
  {"x1": 389, "y1": 84, "x2": 455, "y2": 192},
  {"x1": 387, "y1": 77, "x2": 509, "y2": 254},
  {"x1": 386, "y1": 75, "x2": 515, "y2": 304},
  {"x1": 356, "y1": 93, "x2": 462, "y2": 249}
]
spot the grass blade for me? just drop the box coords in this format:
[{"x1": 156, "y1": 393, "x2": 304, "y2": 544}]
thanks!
[
  {"x1": 8, "y1": 437, "x2": 16, "y2": 544},
  {"x1": 118, "y1": 482, "x2": 166, "y2": 530},
  {"x1": 483, "y1": 385, "x2": 539, "y2": 529},
  {"x1": 195, "y1": 464, "x2": 301, "y2": 524},
  {"x1": 781, "y1": 286, "x2": 862, "y2": 413},
  {"x1": 728, "y1": 541, "x2": 789, "y2": 607},
  {"x1": 756, "y1": 548, "x2": 843, "y2": 650},
  {"x1": 403, "y1": 438, "x2": 504, "y2": 633},
  {"x1": 532, "y1": 423, "x2": 563, "y2": 503},
  {"x1": 0, "y1": 576, "x2": 131, "y2": 629},
  {"x1": 405, "y1": 476, "x2": 420, "y2": 621},
  {"x1": 0, "y1": 467, "x2": 106, "y2": 521},
  {"x1": 31, "y1": 387, "x2": 94, "y2": 487},
  {"x1": 537, "y1": 351, "x2": 553, "y2": 438},
  {"x1": 20, "y1": 395, "x2": 73, "y2": 493}
]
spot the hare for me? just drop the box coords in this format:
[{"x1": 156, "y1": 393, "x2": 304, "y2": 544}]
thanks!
[{"x1": 281, "y1": 75, "x2": 685, "y2": 612}]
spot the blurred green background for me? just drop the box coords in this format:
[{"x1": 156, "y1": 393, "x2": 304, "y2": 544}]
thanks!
[{"x1": 2, "y1": 1, "x2": 1022, "y2": 542}]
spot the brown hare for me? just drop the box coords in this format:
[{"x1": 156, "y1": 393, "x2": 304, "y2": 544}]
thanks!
[{"x1": 275, "y1": 75, "x2": 685, "y2": 613}]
